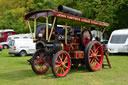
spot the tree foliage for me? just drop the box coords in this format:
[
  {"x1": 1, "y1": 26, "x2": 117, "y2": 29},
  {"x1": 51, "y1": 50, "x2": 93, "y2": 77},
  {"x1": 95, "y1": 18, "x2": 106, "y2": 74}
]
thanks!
[{"x1": 0, "y1": 0, "x2": 128, "y2": 35}]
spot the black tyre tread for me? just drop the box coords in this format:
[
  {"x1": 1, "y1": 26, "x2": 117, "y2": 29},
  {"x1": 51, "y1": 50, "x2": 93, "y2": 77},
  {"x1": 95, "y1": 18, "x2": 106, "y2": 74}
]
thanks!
[{"x1": 51, "y1": 50, "x2": 71, "y2": 78}]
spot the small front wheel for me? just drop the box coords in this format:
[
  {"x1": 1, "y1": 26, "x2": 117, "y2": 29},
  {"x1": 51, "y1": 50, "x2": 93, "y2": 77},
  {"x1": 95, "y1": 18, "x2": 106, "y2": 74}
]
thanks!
[
  {"x1": 51, "y1": 50, "x2": 71, "y2": 78},
  {"x1": 31, "y1": 49, "x2": 50, "y2": 74}
]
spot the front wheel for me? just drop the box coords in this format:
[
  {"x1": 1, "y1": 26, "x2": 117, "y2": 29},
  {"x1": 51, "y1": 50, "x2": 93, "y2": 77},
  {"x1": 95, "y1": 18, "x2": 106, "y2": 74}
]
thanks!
[
  {"x1": 31, "y1": 49, "x2": 50, "y2": 74},
  {"x1": 84, "y1": 41, "x2": 103, "y2": 71},
  {"x1": 51, "y1": 50, "x2": 71, "y2": 78}
]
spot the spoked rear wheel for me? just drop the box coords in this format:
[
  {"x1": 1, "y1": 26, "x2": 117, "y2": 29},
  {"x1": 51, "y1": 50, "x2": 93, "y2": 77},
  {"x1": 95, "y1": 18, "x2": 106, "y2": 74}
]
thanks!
[
  {"x1": 85, "y1": 41, "x2": 103, "y2": 71},
  {"x1": 31, "y1": 49, "x2": 50, "y2": 74},
  {"x1": 51, "y1": 50, "x2": 71, "y2": 78}
]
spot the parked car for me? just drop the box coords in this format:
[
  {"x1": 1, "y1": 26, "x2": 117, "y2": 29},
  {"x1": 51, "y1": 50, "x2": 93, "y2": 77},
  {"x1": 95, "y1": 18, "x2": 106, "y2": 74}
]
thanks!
[
  {"x1": 0, "y1": 45, "x2": 2, "y2": 51},
  {"x1": 108, "y1": 29, "x2": 128, "y2": 54},
  {"x1": 0, "y1": 42, "x2": 9, "y2": 49},
  {"x1": 8, "y1": 38, "x2": 36, "y2": 57},
  {"x1": 101, "y1": 40, "x2": 108, "y2": 48}
]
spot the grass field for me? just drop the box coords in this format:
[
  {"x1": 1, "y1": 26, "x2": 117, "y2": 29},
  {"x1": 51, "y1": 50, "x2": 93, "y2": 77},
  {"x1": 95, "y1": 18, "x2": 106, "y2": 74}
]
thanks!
[{"x1": 0, "y1": 49, "x2": 128, "y2": 85}]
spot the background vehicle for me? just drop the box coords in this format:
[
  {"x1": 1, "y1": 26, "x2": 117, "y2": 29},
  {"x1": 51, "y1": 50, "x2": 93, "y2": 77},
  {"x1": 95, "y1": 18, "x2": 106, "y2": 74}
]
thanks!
[
  {"x1": 0, "y1": 45, "x2": 2, "y2": 51},
  {"x1": 7, "y1": 33, "x2": 33, "y2": 43},
  {"x1": 0, "y1": 42, "x2": 9, "y2": 49},
  {"x1": 91, "y1": 30, "x2": 108, "y2": 49},
  {"x1": 25, "y1": 5, "x2": 109, "y2": 78},
  {"x1": 91, "y1": 30, "x2": 103, "y2": 41},
  {"x1": 108, "y1": 29, "x2": 128, "y2": 54},
  {"x1": 0, "y1": 29, "x2": 16, "y2": 49},
  {"x1": 8, "y1": 39, "x2": 36, "y2": 57}
]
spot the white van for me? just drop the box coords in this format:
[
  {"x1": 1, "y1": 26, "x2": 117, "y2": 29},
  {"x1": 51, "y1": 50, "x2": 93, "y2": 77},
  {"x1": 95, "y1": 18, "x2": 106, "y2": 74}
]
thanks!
[
  {"x1": 7, "y1": 33, "x2": 33, "y2": 41},
  {"x1": 8, "y1": 39, "x2": 36, "y2": 56},
  {"x1": 1, "y1": 33, "x2": 33, "y2": 49},
  {"x1": 108, "y1": 29, "x2": 128, "y2": 54}
]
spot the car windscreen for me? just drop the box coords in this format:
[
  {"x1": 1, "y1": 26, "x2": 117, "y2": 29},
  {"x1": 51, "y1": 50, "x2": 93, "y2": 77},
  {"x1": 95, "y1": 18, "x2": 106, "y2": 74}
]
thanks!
[{"x1": 110, "y1": 35, "x2": 128, "y2": 44}]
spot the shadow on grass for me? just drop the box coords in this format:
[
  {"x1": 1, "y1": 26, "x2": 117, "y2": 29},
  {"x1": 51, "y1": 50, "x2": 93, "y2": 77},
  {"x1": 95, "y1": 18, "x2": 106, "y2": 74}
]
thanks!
[
  {"x1": 0, "y1": 66, "x2": 110, "y2": 80},
  {"x1": 0, "y1": 69, "x2": 36, "y2": 81},
  {"x1": 109, "y1": 53, "x2": 128, "y2": 56},
  {"x1": 41, "y1": 66, "x2": 90, "y2": 79},
  {"x1": 7, "y1": 54, "x2": 32, "y2": 57},
  {"x1": 70, "y1": 66, "x2": 89, "y2": 73}
]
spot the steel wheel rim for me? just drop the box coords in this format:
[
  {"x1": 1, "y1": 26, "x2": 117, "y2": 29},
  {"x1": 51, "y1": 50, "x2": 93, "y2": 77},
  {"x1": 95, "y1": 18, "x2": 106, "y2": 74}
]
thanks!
[
  {"x1": 89, "y1": 42, "x2": 103, "y2": 71},
  {"x1": 54, "y1": 52, "x2": 71, "y2": 77},
  {"x1": 33, "y1": 50, "x2": 49, "y2": 73}
]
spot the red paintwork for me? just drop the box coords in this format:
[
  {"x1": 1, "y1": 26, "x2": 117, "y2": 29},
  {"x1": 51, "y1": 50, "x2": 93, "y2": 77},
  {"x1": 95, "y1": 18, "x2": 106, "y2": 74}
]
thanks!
[
  {"x1": 54, "y1": 52, "x2": 71, "y2": 77},
  {"x1": 54, "y1": 12, "x2": 109, "y2": 27},
  {"x1": 63, "y1": 37, "x2": 84, "y2": 59},
  {"x1": 74, "y1": 51, "x2": 84, "y2": 59},
  {"x1": 89, "y1": 42, "x2": 103, "y2": 71},
  {"x1": 0, "y1": 31, "x2": 16, "y2": 42}
]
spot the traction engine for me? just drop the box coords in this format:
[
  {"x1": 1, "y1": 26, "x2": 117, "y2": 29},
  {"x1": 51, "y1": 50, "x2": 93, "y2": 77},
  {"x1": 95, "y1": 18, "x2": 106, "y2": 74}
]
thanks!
[{"x1": 25, "y1": 5, "x2": 109, "y2": 78}]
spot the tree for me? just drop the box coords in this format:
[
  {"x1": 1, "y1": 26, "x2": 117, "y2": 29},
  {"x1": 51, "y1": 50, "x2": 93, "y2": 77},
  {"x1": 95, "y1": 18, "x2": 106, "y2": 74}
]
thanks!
[{"x1": 0, "y1": 0, "x2": 34, "y2": 33}]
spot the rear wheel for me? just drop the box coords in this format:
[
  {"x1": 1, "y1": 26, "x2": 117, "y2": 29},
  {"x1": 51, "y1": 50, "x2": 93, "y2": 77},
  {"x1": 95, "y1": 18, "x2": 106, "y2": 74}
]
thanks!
[
  {"x1": 3, "y1": 45, "x2": 8, "y2": 49},
  {"x1": 19, "y1": 50, "x2": 26, "y2": 57},
  {"x1": 51, "y1": 50, "x2": 71, "y2": 78},
  {"x1": 31, "y1": 49, "x2": 50, "y2": 74},
  {"x1": 84, "y1": 41, "x2": 103, "y2": 71}
]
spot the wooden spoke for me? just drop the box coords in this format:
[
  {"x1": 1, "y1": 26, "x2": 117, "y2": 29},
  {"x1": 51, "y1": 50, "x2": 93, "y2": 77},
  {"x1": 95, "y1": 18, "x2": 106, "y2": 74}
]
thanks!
[
  {"x1": 90, "y1": 58, "x2": 94, "y2": 64},
  {"x1": 60, "y1": 67, "x2": 64, "y2": 74},
  {"x1": 61, "y1": 54, "x2": 64, "y2": 61},
  {"x1": 56, "y1": 66, "x2": 60, "y2": 73},
  {"x1": 39, "y1": 64, "x2": 43, "y2": 71},
  {"x1": 55, "y1": 65, "x2": 61, "y2": 68},
  {"x1": 90, "y1": 49, "x2": 94, "y2": 54},
  {"x1": 64, "y1": 57, "x2": 68, "y2": 63},
  {"x1": 62, "y1": 67, "x2": 65, "y2": 73},
  {"x1": 58, "y1": 55, "x2": 62, "y2": 62},
  {"x1": 95, "y1": 47, "x2": 100, "y2": 53},
  {"x1": 97, "y1": 55, "x2": 102, "y2": 57},
  {"x1": 89, "y1": 55, "x2": 93, "y2": 58},
  {"x1": 63, "y1": 64, "x2": 68, "y2": 69},
  {"x1": 93, "y1": 45, "x2": 96, "y2": 51},
  {"x1": 55, "y1": 61, "x2": 61, "y2": 64}
]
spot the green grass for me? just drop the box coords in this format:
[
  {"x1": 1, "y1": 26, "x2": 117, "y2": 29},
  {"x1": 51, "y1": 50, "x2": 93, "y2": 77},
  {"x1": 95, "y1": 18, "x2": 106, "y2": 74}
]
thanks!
[{"x1": 0, "y1": 49, "x2": 128, "y2": 85}]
